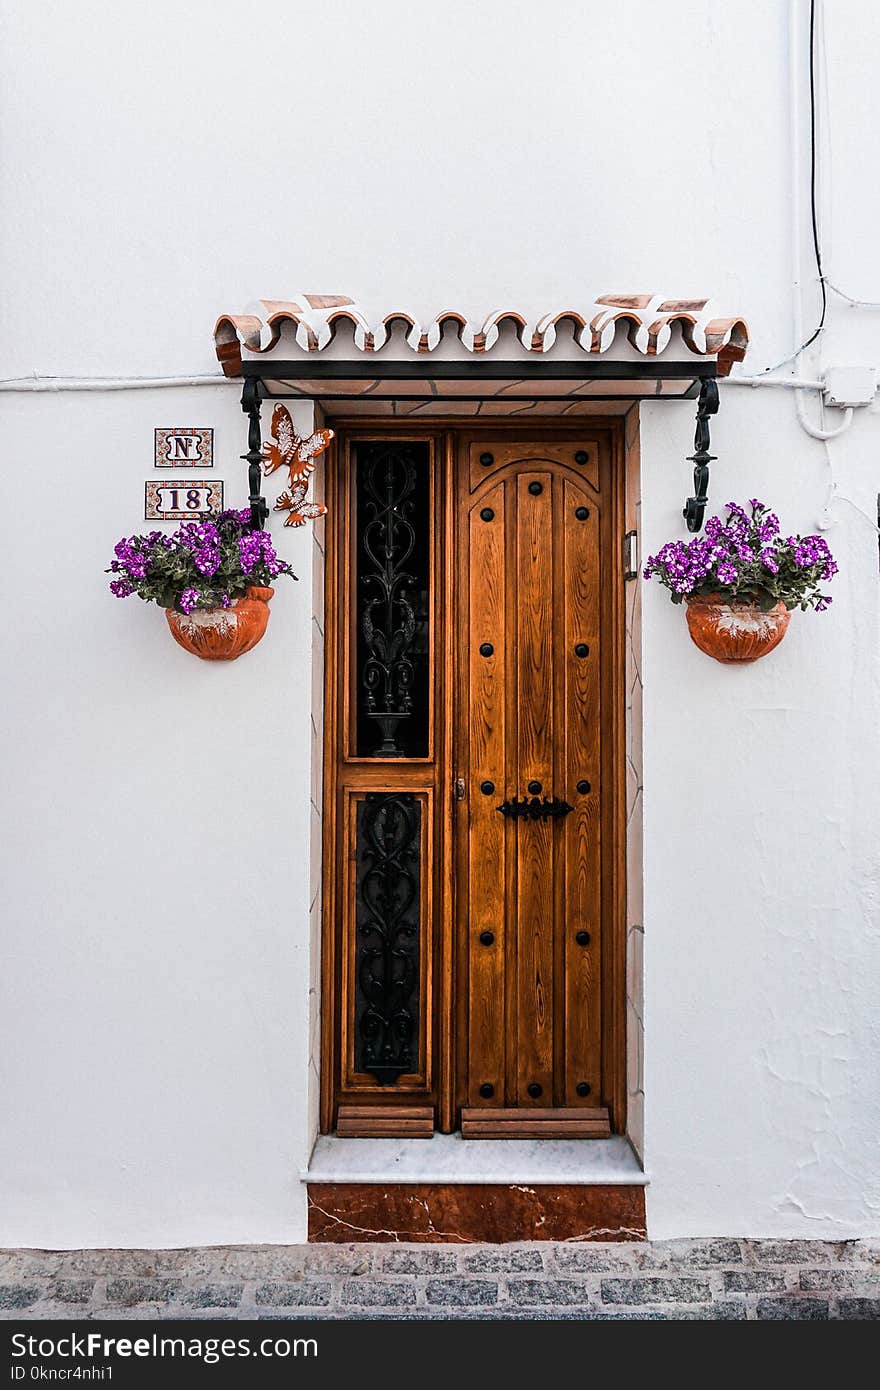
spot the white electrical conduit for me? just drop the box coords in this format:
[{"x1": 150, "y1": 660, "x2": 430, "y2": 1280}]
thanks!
[
  {"x1": 786, "y1": 0, "x2": 854, "y2": 441},
  {"x1": 0, "y1": 374, "x2": 228, "y2": 392},
  {"x1": 794, "y1": 392, "x2": 853, "y2": 438},
  {"x1": 0, "y1": 372, "x2": 828, "y2": 394},
  {"x1": 725, "y1": 375, "x2": 822, "y2": 389}
]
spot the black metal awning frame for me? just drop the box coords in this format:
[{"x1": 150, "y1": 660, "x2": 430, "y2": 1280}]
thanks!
[{"x1": 239, "y1": 359, "x2": 719, "y2": 531}]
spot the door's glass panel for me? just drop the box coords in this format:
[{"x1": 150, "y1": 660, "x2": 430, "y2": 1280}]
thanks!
[
  {"x1": 354, "y1": 793, "x2": 421, "y2": 1084},
  {"x1": 354, "y1": 441, "x2": 430, "y2": 757}
]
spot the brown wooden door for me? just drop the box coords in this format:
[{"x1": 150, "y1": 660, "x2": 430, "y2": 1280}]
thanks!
[
  {"x1": 322, "y1": 423, "x2": 623, "y2": 1139},
  {"x1": 455, "y1": 434, "x2": 610, "y2": 1135}
]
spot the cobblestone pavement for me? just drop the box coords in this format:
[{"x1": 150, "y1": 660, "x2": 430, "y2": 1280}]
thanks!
[{"x1": 1, "y1": 1240, "x2": 878, "y2": 1320}]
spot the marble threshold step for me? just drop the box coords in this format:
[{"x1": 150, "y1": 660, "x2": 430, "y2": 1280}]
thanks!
[{"x1": 302, "y1": 1132, "x2": 647, "y2": 1186}]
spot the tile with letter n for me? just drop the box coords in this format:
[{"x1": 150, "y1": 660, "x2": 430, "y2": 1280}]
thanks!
[
  {"x1": 145, "y1": 479, "x2": 223, "y2": 521},
  {"x1": 154, "y1": 427, "x2": 213, "y2": 468}
]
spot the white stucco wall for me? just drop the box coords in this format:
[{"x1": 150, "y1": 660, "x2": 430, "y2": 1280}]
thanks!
[{"x1": 1, "y1": 0, "x2": 877, "y2": 1244}]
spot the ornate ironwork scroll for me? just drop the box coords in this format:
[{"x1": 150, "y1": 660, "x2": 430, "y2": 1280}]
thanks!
[
  {"x1": 683, "y1": 377, "x2": 719, "y2": 533},
  {"x1": 354, "y1": 793, "x2": 421, "y2": 1085},
  {"x1": 357, "y1": 442, "x2": 428, "y2": 757},
  {"x1": 240, "y1": 377, "x2": 269, "y2": 530}
]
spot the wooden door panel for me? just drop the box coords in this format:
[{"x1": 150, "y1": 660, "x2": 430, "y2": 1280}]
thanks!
[
  {"x1": 514, "y1": 472, "x2": 556, "y2": 1104},
  {"x1": 457, "y1": 436, "x2": 610, "y2": 1128},
  {"x1": 468, "y1": 440, "x2": 600, "y2": 496},
  {"x1": 466, "y1": 480, "x2": 507, "y2": 1105},
  {"x1": 561, "y1": 476, "x2": 602, "y2": 1103},
  {"x1": 322, "y1": 422, "x2": 624, "y2": 1140}
]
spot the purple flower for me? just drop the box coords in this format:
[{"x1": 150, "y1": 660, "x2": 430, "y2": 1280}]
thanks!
[
  {"x1": 193, "y1": 547, "x2": 220, "y2": 577},
  {"x1": 107, "y1": 511, "x2": 296, "y2": 613},
  {"x1": 126, "y1": 553, "x2": 152, "y2": 579},
  {"x1": 238, "y1": 533, "x2": 262, "y2": 575},
  {"x1": 643, "y1": 500, "x2": 838, "y2": 614},
  {"x1": 761, "y1": 548, "x2": 780, "y2": 574}
]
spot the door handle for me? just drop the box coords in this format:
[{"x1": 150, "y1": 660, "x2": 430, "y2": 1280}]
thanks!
[{"x1": 497, "y1": 795, "x2": 574, "y2": 821}]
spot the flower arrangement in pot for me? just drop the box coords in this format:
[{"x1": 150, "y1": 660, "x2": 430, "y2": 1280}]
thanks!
[
  {"x1": 644, "y1": 500, "x2": 838, "y2": 664},
  {"x1": 106, "y1": 509, "x2": 295, "y2": 660}
]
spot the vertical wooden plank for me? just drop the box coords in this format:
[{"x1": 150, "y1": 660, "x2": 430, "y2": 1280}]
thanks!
[
  {"x1": 319, "y1": 435, "x2": 341, "y2": 1133},
  {"x1": 562, "y1": 476, "x2": 603, "y2": 1103},
  {"x1": 503, "y1": 476, "x2": 518, "y2": 1104},
  {"x1": 551, "y1": 470, "x2": 566, "y2": 1107},
  {"x1": 515, "y1": 472, "x2": 555, "y2": 1105},
  {"x1": 601, "y1": 427, "x2": 628, "y2": 1133},
  {"x1": 438, "y1": 432, "x2": 456, "y2": 1132},
  {"x1": 466, "y1": 481, "x2": 507, "y2": 1104}
]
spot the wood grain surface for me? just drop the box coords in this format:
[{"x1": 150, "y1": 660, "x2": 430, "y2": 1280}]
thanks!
[{"x1": 321, "y1": 422, "x2": 626, "y2": 1138}]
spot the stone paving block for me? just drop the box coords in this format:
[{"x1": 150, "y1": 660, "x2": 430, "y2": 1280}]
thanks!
[
  {"x1": 756, "y1": 1298, "x2": 830, "y2": 1320},
  {"x1": 47, "y1": 1279, "x2": 95, "y2": 1304},
  {"x1": 552, "y1": 1245, "x2": 635, "y2": 1273},
  {"x1": 839, "y1": 1241, "x2": 880, "y2": 1266},
  {"x1": 743, "y1": 1240, "x2": 843, "y2": 1265},
  {"x1": 218, "y1": 1245, "x2": 371, "y2": 1278},
  {"x1": 62, "y1": 1251, "x2": 178, "y2": 1278},
  {"x1": 800, "y1": 1268, "x2": 880, "y2": 1293},
  {"x1": 340, "y1": 1280, "x2": 416, "y2": 1307},
  {"x1": 255, "y1": 1282, "x2": 332, "y2": 1307},
  {"x1": 635, "y1": 1239, "x2": 743, "y2": 1269},
  {"x1": 461, "y1": 1248, "x2": 544, "y2": 1273},
  {"x1": 601, "y1": 1277, "x2": 711, "y2": 1305},
  {"x1": 0, "y1": 1252, "x2": 64, "y2": 1279},
  {"x1": 178, "y1": 1283, "x2": 244, "y2": 1309},
  {"x1": 425, "y1": 1279, "x2": 499, "y2": 1306},
  {"x1": 723, "y1": 1270, "x2": 789, "y2": 1294},
  {"x1": 674, "y1": 1302, "x2": 748, "y2": 1320},
  {"x1": 0, "y1": 1285, "x2": 40, "y2": 1310},
  {"x1": 837, "y1": 1298, "x2": 880, "y2": 1320},
  {"x1": 105, "y1": 1279, "x2": 183, "y2": 1306},
  {"x1": 507, "y1": 1278, "x2": 596, "y2": 1307},
  {"x1": 379, "y1": 1248, "x2": 457, "y2": 1274}
]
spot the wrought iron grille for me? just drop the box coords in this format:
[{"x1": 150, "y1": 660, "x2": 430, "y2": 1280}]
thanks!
[
  {"x1": 354, "y1": 441, "x2": 430, "y2": 757},
  {"x1": 354, "y1": 793, "x2": 421, "y2": 1085}
]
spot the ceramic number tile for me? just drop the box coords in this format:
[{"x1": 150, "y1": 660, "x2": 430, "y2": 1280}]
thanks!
[
  {"x1": 144, "y1": 479, "x2": 223, "y2": 520},
  {"x1": 154, "y1": 427, "x2": 214, "y2": 468}
]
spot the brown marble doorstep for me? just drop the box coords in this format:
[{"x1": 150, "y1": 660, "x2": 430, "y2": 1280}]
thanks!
[{"x1": 308, "y1": 1183, "x2": 646, "y2": 1243}]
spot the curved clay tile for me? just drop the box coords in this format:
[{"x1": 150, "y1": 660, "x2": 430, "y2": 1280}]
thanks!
[
  {"x1": 321, "y1": 308, "x2": 375, "y2": 353},
  {"x1": 213, "y1": 294, "x2": 749, "y2": 375},
  {"x1": 418, "y1": 311, "x2": 472, "y2": 354},
  {"x1": 381, "y1": 312, "x2": 421, "y2": 353},
  {"x1": 480, "y1": 310, "x2": 530, "y2": 354},
  {"x1": 532, "y1": 311, "x2": 590, "y2": 353},
  {"x1": 588, "y1": 308, "x2": 647, "y2": 355}
]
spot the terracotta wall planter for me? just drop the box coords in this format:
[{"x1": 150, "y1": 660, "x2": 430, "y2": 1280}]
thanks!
[
  {"x1": 165, "y1": 585, "x2": 274, "y2": 661},
  {"x1": 684, "y1": 594, "x2": 791, "y2": 664}
]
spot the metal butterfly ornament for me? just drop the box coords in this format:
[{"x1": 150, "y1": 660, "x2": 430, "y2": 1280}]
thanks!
[
  {"x1": 261, "y1": 404, "x2": 334, "y2": 483},
  {"x1": 275, "y1": 482, "x2": 328, "y2": 528},
  {"x1": 261, "y1": 404, "x2": 332, "y2": 527}
]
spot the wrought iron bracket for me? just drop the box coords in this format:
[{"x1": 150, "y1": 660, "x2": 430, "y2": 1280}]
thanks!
[
  {"x1": 683, "y1": 377, "x2": 719, "y2": 533},
  {"x1": 240, "y1": 376, "x2": 269, "y2": 530},
  {"x1": 497, "y1": 795, "x2": 574, "y2": 822}
]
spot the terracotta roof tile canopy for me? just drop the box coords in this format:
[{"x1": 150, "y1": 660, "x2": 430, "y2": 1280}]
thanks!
[{"x1": 213, "y1": 293, "x2": 749, "y2": 378}]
